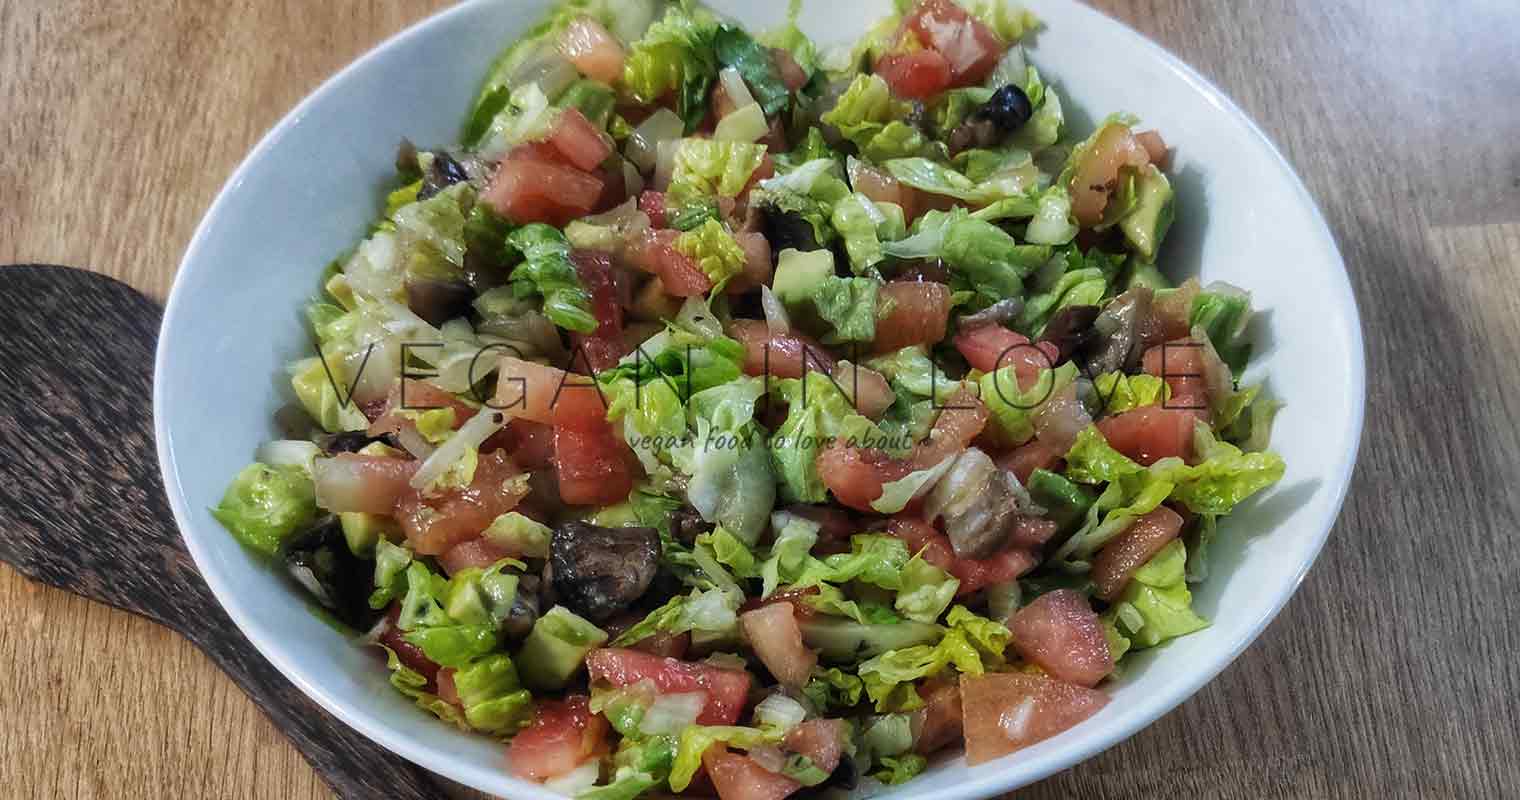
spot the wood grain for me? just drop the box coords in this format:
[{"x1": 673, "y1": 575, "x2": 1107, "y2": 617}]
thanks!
[{"x1": 2, "y1": 0, "x2": 1518, "y2": 799}]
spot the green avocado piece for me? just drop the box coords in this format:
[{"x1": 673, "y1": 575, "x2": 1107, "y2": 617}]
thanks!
[
  {"x1": 1119, "y1": 165, "x2": 1175, "y2": 260},
  {"x1": 1121, "y1": 257, "x2": 1172, "y2": 292},
  {"x1": 339, "y1": 512, "x2": 397, "y2": 558},
  {"x1": 515, "y1": 606, "x2": 609, "y2": 691},
  {"x1": 771, "y1": 248, "x2": 836, "y2": 310}
]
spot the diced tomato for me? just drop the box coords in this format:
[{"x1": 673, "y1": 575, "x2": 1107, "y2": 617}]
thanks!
[
  {"x1": 508, "y1": 140, "x2": 573, "y2": 166},
  {"x1": 816, "y1": 442, "x2": 911, "y2": 512},
  {"x1": 959, "y1": 672, "x2": 1109, "y2": 765},
  {"x1": 726, "y1": 231, "x2": 774, "y2": 294},
  {"x1": 1094, "y1": 406, "x2": 1195, "y2": 466},
  {"x1": 783, "y1": 719, "x2": 847, "y2": 774},
  {"x1": 367, "y1": 379, "x2": 477, "y2": 438},
  {"x1": 910, "y1": 679, "x2": 964, "y2": 754},
  {"x1": 498, "y1": 419, "x2": 556, "y2": 469},
  {"x1": 638, "y1": 190, "x2": 669, "y2": 228},
  {"x1": 495, "y1": 357, "x2": 582, "y2": 426},
  {"x1": 703, "y1": 746, "x2": 802, "y2": 800},
  {"x1": 1151, "y1": 278, "x2": 1199, "y2": 341},
  {"x1": 739, "y1": 603, "x2": 817, "y2": 688},
  {"x1": 438, "y1": 536, "x2": 514, "y2": 576},
  {"x1": 903, "y1": 0, "x2": 1004, "y2": 86},
  {"x1": 886, "y1": 517, "x2": 1036, "y2": 595},
  {"x1": 1068, "y1": 124, "x2": 1150, "y2": 226},
  {"x1": 585, "y1": 648, "x2": 753, "y2": 725},
  {"x1": 847, "y1": 158, "x2": 918, "y2": 222},
  {"x1": 832, "y1": 363, "x2": 895, "y2": 419},
  {"x1": 436, "y1": 667, "x2": 461, "y2": 706},
  {"x1": 548, "y1": 108, "x2": 614, "y2": 172},
  {"x1": 1008, "y1": 589, "x2": 1113, "y2": 687},
  {"x1": 873, "y1": 281, "x2": 951, "y2": 354},
  {"x1": 591, "y1": 159, "x2": 629, "y2": 213},
  {"x1": 1140, "y1": 339, "x2": 1210, "y2": 420},
  {"x1": 953, "y1": 325, "x2": 1060, "y2": 388},
  {"x1": 1091, "y1": 505, "x2": 1184, "y2": 601},
  {"x1": 771, "y1": 47, "x2": 810, "y2": 92},
  {"x1": 377, "y1": 604, "x2": 439, "y2": 689},
  {"x1": 728, "y1": 319, "x2": 836, "y2": 379},
  {"x1": 875, "y1": 50, "x2": 952, "y2": 99},
  {"x1": 559, "y1": 16, "x2": 625, "y2": 85},
  {"x1": 395, "y1": 449, "x2": 529, "y2": 555},
  {"x1": 758, "y1": 116, "x2": 789, "y2": 152},
  {"x1": 569, "y1": 250, "x2": 630, "y2": 373},
  {"x1": 554, "y1": 423, "x2": 634, "y2": 506},
  {"x1": 624, "y1": 228, "x2": 714, "y2": 296},
  {"x1": 548, "y1": 381, "x2": 613, "y2": 433},
  {"x1": 483, "y1": 156, "x2": 604, "y2": 227},
  {"x1": 507, "y1": 696, "x2": 610, "y2": 781},
  {"x1": 740, "y1": 154, "x2": 776, "y2": 198},
  {"x1": 311, "y1": 453, "x2": 419, "y2": 515},
  {"x1": 911, "y1": 387, "x2": 989, "y2": 469},
  {"x1": 996, "y1": 437, "x2": 1067, "y2": 483},
  {"x1": 1134, "y1": 130, "x2": 1169, "y2": 168},
  {"x1": 1007, "y1": 515, "x2": 1059, "y2": 550}
]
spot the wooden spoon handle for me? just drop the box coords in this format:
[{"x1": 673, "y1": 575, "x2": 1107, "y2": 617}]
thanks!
[{"x1": 0, "y1": 265, "x2": 446, "y2": 800}]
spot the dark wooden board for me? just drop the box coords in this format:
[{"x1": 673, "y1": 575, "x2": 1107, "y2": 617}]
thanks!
[{"x1": 0, "y1": 265, "x2": 445, "y2": 800}]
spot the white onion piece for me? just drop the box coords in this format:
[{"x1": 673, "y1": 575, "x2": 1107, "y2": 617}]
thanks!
[
  {"x1": 608, "y1": 0, "x2": 658, "y2": 44},
  {"x1": 760, "y1": 285, "x2": 791, "y2": 335},
  {"x1": 256, "y1": 440, "x2": 322, "y2": 474},
  {"x1": 639, "y1": 691, "x2": 707, "y2": 736},
  {"x1": 753, "y1": 693, "x2": 807, "y2": 732},
  {"x1": 714, "y1": 102, "x2": 768, "y2": 143},
  {"x1": 542, "y1": 759, "x2": 601, "y2": 795},
  {"x1": 653, "y1": 138, "x2": 682, "y2": 191},
  {"x1": 622, "y1": 157, "x2": 645, "y2": 197},
  {"x1": 511, "y1": 47, "x2": 579, "y2": 100},
  {"x1": 408, "y1": 407, "x2": 505, "y2": 490},
  {"x1": 924, "y1": 448, "x2": 996, "y2": 524},
  {"x1": 625, "y1": 108, "x2": 683, "y2": 173},
  {"x1": 719, "y1": 66, "x2": 757, "y2": 109},
  {"x1": 748, "y1": 744, "x2": 787, "y2": 774},
  {"x1": 392, "y1": 425, "x2": 437, "y2": 460}
]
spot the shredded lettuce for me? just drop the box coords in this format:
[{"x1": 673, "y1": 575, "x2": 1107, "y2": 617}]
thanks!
[
  {"x1": 769, "y1": 372, "x2": 887, "y2": 503},
  {"x1": 873, "y1": 754, "x2": 929, "y2": 785},
  {"x1": 669, "y1": 726, "x2": 781, "y2": 791},
  {"x1": 961, "y1": 0, "x2": 1041, "y2": 43},
  {"x1": 1104, "y1": 539, "x2": 1208, "y2": 649},
  {"x1": 673, "y1": 218, "x2": 747, "y2": 287},
  {"x1": 622, "y1": 4, "x2": 721, "y2": 131},
  {"x1": 803, "y1": 667, "x2": 866, "y2": 712},
  {"x1": 668, "y1": 139, "x2": 768, "y2": 201},
  {"x1": 212, "y1": 463, "x2": 317, "y2": 556},
  {"x1": 289, "y1": 355, "x2": 370, "y2": 433},
  {"x1": 714, "y1": 25, "x2": 791, "y2": 115},
  {"x1": 894, "y1": 555, "x2": 960, "y2": 624},
  {"x1": 759, "y1": 514, "x2": 821, "y2": 598},
  {"x1": 857, "y1": 606, "x2": 1009, "y2": 711},
  {"x1": 1091, "y1": 372, "x2": 1169, "y2": 416},
  {"x1": 814, "y1": 275, "x2": 881, "y2": 342},
  {"x1": 830, "y1": 191, "x2": 904, "y2": 274},
  {"x1": 505, "y1": 224, "x2": 596, "y2": 333},
  {"x1": 979, "y1": 360, "x2": 1078, "y2": 446},
  {"x1": 612, "y1": 586, "x2": 741, "y2": 647},
  {"x1": 821, "y1": 74, "x2": 910, "y2": 151},
  {"x1": 1189, "y1": 284, "x2": 1254, "y2": 377}
]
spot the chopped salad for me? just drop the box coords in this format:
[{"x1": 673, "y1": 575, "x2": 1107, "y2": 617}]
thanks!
[{"x1": 213, "y1": 0, "x2": 1284, "y2": 796}]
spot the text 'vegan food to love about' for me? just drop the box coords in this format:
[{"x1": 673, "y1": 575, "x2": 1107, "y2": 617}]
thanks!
[{"x1": 213, "y1": 0, "x2": 1285, "y2": 795}]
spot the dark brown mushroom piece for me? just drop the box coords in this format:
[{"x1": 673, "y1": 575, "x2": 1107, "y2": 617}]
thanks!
[
  {"x1": 405, "y1": 275, "x2": 475, "y2": 327},
  {"x1": 549, "y1": 522, "x2": 661, "y2": 622},
  {"x1": 1039, "y1": 304, "x2": 1100, "y2": 364},
  {"x1": 1082, "y1": 287, "x2": 1164, "y2": 376},
  {"x1": 502, "y1": 573, "x2": 541, "y2": 640},
  {"x1": 282, "y1": 515, "x2": 375, "y2": 629},
  {"x1": 958, "y1": 298, "x2": 1025, "y2": 330},
  {"x1": 671, "y1": 507, "x2": 714, "y2": 546},
  {"x1": 760, "y1": 204, "x2": 819, "y2": 255}
]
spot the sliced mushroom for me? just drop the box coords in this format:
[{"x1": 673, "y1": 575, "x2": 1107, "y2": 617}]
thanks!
[
  {"x1": 405, "y1": 276, "x2": 475, "y2": 327},
  {"x1": 1083, "y1": 287, "x2": 1163, "y2": 376},
  {"x1": 502, "y1": 573, "x2": 541, "y2": 640},
  {"x1": 925, "y1": 448, "x2": 1042, "y2": 560},
  {"x1": 1039, "y1": 304, "x2": 1100, "y2": 364},
  {"x1": 282, "y1": 515, "x2": 375, "y2": 629},
  {"x1": 760, "y1": 205, "x2": 819, "y2": 254},
  {"x1": 549, "y1": 521, "x2": 661, "y2": 622},
  {"x1": 958, "y1": 298, "x2": 1025, "y2": 330}
]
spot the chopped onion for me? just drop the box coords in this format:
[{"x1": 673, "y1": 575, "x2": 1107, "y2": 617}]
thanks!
[
  {"x1": 760, "y1": 286, "x2": 791, "y2": 335},
  {"x1": 408, "y1": 407, "x2": 505, "y2": 490},
  {"x1": 653, "y1": 138, "x2": 682, "y2": 191},
  {"x1": 542, "y1": 759, "x2": 601, "y2": 795},
  {"x1": 714, "y1": 102, "x2": 769, "y2": 143},
  {"x1": 753, "y1": 693, "x2": 808, "y2": 733},
  {"x1": 639, "y1": 691, "x2": 707, "y2": 736},
  {"x1": 392, "y1": 425, "x2": 436, "y2": 460},
  {"x1": 924, "y1": 448, "x2": 996, "y2": 523},
  {"x1": 509, "y1": 46, "x2": 578, "y2": 100},
  {"x1": 607, "y1": 0, "x2": 659, "y2": 44},
  {"x1": 748, "y1": 744, "x2": 787, "y2": 773},
  {"x1": 256, "y1": 440, "x2": 322, "y2": 474},
  {"x1": 719, "y1": 66, "x2": 757, "y2": 109},
  {"x1": 625, "y1": 108, "x2": 683, "y2": 173}
]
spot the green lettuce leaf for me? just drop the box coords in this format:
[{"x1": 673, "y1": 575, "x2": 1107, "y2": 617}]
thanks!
[
  {"x1": 1091, "y1": 371, "x2": 1169, "y2": 416},
  {"x1": 668, "y1": 139, "x2": 768, "y2": 201},
  {"x1": 289, "y1": 355, "x2": 371, "y2": 433},
  {"x1": 831, "y1": 191, "x2": 904, "y2": 274},
  {"x1": 506, "y1": 224, "x2": 596, "y2": 333},
  {"x1": 802, "y1": 667, "x2": 865, "y2": 712},
  {"x1": 873, "y1": 754, "x2": 929, "y2": 785},
  {"x1": 769, "y1": 372, "x2": 888, "y2": 503},
  {"x1": 673, "y1": 218, "x2": 747, "y2": 287},
  {"x1": 807, "y1": 584, "x2": 904, "y2": 625},
  {"x1": 894, "y1": 555, "x2": 960, "y2": 624},
  {"x1": 714, "y1": 25, "x2": 791, "y2": 115},
  {"x1": 821, "y1": 74, "x2": 910, "y2": 150},
  {"x1": 611, "y1": 586, "x2": 741, "y2": 647},
  {"x1": 368, "y1": 538, "x2": 414, "y2": 610},
  {"x1": 1189, "y1": 284, "x2": 1254, "y2": 377},
  {"x1": 814, "y1": 275, "x2": 881, "y2": 342},
  {"x1": 1103, "y1": 538, "x2": 1208, "y2": 648},
  {"x1": 669, "y1": 726, "x2": 780, "y2": 791},
  {"x1": 622, "y1": 4, "x2": 720, "y2": 131},
  {"x1": 979, "y1": 361, "x2": 1078, "y2": 446},
  {"x1": 856, "y1": 605, "x2": 1009, "y2": 711},
  {"x1": 759, "y1": 514, "x2": 821, "y2": 598},
  {"x1": 961, "y1": 0, "x2": 1041, "y2": 42},
  {"x1": 578, "y1": 767, "x2": 659, "y2": 800},
  {"x1": 1149, "y1": 425, "x2": 1286, "y2": 515},
  {"x1": 212, "y1": 463, "x2": 317, "y2": 556},
  {"x1": 451, "y1": 653, "x2": 534, "y2": 734}
]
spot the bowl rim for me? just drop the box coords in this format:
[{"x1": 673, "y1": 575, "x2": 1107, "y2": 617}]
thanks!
[{"x1": 154, "y1": 0, "x2": 1366, "y2": 797}]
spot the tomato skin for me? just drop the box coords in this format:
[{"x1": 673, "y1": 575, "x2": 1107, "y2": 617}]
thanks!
[
  {"x1": 903, "y1": 0, "x2": 1004, "y2": 86},
  {"x1": 873, "y1": 281, "x2": 952, "y2": 354},
  {"x1": 886, "y1": 517, "x2": 1037, "y2": 595},
  {"x1": 1068, "y1": 124, "x2": 1150, "y2": 226},
  {"x1": 495, "y1": 357, "x2": 581, "y2": 427},
  {"x1": 395, "y1": 449, "x2": 529, "y2": 555},
  {"x1": 483, "y1": 156, "x2": 604, "y2": 227},
  {"x1": 959, "y1": 672, "x2": 1108, "y2": 765},
  {"x1": 848, "y1": 158, "x2": 918, "y2": 222},
  {"x1": 910, "y1": 679, "x2": 964, "y2": 754},
  {"x1": 1093, "y1": 406, "x2": 1196, "y2": 466},
  {"x1": 726, "y1": 231, "x2": 774, "y2": 295},
  {"x1": 554, "y1": 423, "x2": 634, "y2": 506},
  {"x1": 954, "y1": 325, "x2": 1060, "y2": 388},
  {"x1": 378, "y1": 604, "x2": 440, "y2": 690},
  {"x1": 728, "y1": 319, "x2": 836, "y2": 379},
  {"x1": 1008, "y1": 589, "x2": 1113, "y2": 687},
  {"x1": 1134, "y1": 129, "x2": 1169, "y2": 168},
  {"x1": 1091, "y1": 505, "x2": 1184, "y2": 601},
  {"x1": 507, "y1": 696, "x2": 610, "y2": 781},
  {"x1": 739, "y1": 602, "x2": 817, "y2": 688},
  {"x1": 498, "y1": 419, "x2": 556, "y2": 469},
  {"x1": 585, "y1": 648, "x2": 754, "y2": 725},
  {"x1": 875, "y1": 50, "x2": 952, "y2": 99},
  {"x1": 1140, "y1": 339, "x2": 1211, "y2": 421},
  {"x1": 548, "y1": 108, "x2": 614, "y2": 171},
  {"x1": 569, "y1": 250, "x2": 631, "y2": 373},
  {"x1": 703, "y1": 746, "x2": 802, "y2": 800},
  {"x1": 367, "y1": 379, "x2": 477, "y2": 438},
  {"x1": 783, "y1": 718, "x2": 847, "y2": 774},
  {"x1": 816, "y1": 443, "x2": 911, "y2": 512},
  {"x1": 559, "y1": 16, "x2": 625, "y2": 85},
  {"x1": 438, "y1": 537, "x2": 514, "y2": 576}
]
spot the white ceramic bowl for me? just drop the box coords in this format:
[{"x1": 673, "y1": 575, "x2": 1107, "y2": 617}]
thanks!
[{"x1": 155, "y1": 0, "x2": 1365, "y2": 797}]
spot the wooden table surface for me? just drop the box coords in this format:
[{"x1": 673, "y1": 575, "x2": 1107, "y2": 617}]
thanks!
[{"x1": 3, "y1": 0, "x2": 1517, "y2": 797}]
